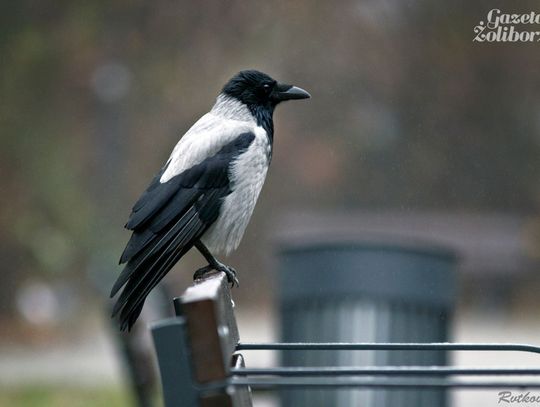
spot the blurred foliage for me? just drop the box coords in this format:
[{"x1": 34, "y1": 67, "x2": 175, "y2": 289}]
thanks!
[
  {"x1": 0, "y1": 0, "x2": 539, "y2": 319},
  {"x1": 0, "y1": 386, "x2": 131, "y2": 407}
]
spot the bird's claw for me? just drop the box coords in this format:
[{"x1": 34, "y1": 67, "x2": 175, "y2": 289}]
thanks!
[
  {"x1": 223, "y1": 265, "x2": 240, "y2": 287},
  {"x1": 193, "y1": 263, "x2": 239, "y2": 287}
]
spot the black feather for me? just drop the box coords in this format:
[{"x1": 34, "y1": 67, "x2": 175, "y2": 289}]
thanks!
[
  {"x1": 111, "y1": 132, "x2": 255, "y2": 330},
  {"x1": 125, "y1": 168, "x2": 182, "y2": 230}
]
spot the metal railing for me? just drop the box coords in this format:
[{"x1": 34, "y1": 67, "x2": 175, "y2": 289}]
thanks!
[
  {"x1": 151, "y1": 273, "x2": 540, "y2": 407},
  {"x1": 226, "y1": 342, "x2": 540, "y2": 390}
]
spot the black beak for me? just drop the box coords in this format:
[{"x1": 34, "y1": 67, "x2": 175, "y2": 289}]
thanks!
[{"x1": 271, "y1": 83, "x2": 311, "y2": 102}]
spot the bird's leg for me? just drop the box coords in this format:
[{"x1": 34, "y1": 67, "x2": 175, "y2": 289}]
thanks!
[{"x1": 193, "y1": 240, "x2": 239, "y2": 287}]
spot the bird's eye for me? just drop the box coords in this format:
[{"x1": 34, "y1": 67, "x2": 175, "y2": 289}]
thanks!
[{"x1": 263, "y1": 83, "x2": 272, "y2": 93}]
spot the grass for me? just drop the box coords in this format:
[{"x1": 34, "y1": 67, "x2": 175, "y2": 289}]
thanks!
[{"x1": 0, "y1": 385, "x2": 134, "y2": 407}]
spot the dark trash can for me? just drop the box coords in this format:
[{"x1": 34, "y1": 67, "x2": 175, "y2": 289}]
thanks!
[{"x1": 278, "y1": 240, "x2": 457, "y2": 407}]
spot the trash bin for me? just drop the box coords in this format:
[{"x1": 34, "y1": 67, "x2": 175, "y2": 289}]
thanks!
[{"x1": 278, "y1": 240, "x2": 457, "y2": 407}]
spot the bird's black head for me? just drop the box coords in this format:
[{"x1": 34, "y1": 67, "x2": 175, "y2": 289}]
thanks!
[{"x1": 222, "y1": 70, "x2": 310, "y2": 108}]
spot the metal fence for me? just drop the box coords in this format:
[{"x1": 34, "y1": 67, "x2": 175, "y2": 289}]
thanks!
[{"x1": 151, "y1": 273, "x2": 540, "y2": 407}]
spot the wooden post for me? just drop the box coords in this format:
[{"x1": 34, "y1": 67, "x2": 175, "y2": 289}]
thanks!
[
  {"x1": 153, "y1": 271, "x2": 252, "y2": 406},
  {"x1": 177, "y1": 271, "x2": 240, "y2": 383}
]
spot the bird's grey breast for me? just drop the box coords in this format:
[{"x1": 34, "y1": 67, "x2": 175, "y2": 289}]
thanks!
[{"x1": 201, "y1": 126, "x2": 270, "y2": 254}]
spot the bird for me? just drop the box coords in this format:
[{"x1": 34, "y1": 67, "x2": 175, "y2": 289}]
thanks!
[{"x1": 110, "y1": 69, "x2": 310, "y2": 330}]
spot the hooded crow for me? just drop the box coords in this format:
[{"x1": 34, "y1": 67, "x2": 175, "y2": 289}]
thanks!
[{"x1": 111, "y1": 70, "x2": 310, "y2": 330}]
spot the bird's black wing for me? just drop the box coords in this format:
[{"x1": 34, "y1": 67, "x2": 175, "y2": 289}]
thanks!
[{"x1": 111, "y1": 132, "x2": 255, "y2": 331}]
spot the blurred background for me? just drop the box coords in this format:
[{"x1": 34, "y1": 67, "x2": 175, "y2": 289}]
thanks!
[{"x1": 1, "y1": 0, "x2": 540, "y2": 406}]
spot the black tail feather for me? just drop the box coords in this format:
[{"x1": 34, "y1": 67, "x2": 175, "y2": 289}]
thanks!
[
  {"x1": 119, "y1": 302, "x2": 145, "y2": 332},
  {"x1": 112, "y1": 164, "x2": 231, "y2": 330},
  {"x1": 111, "y1": 206, "x2": 208, "y2": 331},
  {"x1": 118, "y1": 244, "x2": 191, "y2": 331},
  {"x1": 113, "y1": 214, "x2": 199, "y2": 317},
  {"x1": 110, "y1": 206, "x2": 200, "y2": 298}
]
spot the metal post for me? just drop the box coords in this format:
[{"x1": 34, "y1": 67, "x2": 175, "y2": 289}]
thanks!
[{"x1": 151, "y1": 318, "x2": 199, "y2": 407}]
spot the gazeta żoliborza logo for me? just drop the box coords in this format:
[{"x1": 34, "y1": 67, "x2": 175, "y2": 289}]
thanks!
[{"x1": 474, "y1": 9, "x2": 540, "y2": 42}]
